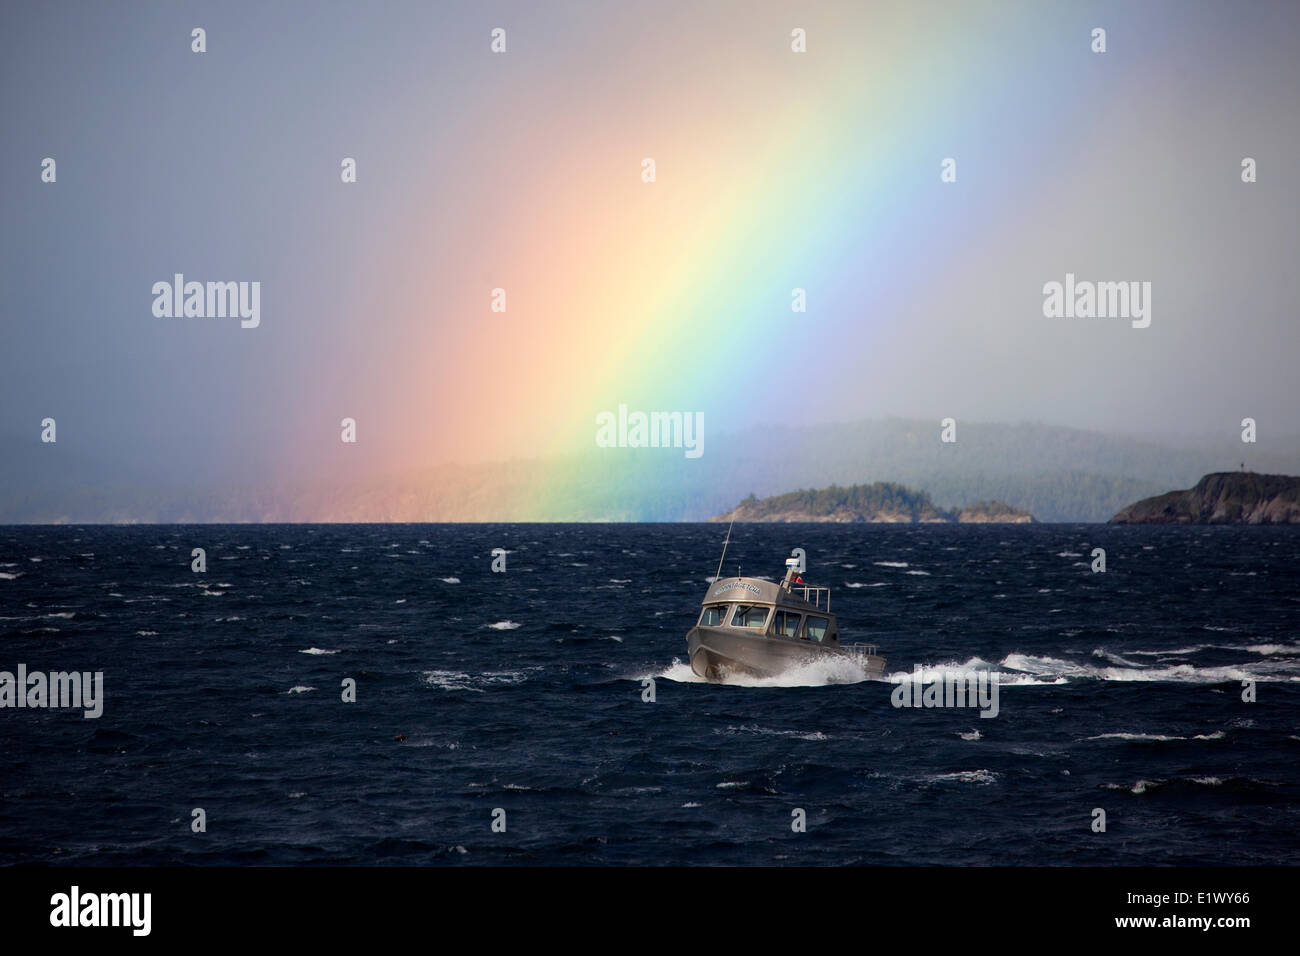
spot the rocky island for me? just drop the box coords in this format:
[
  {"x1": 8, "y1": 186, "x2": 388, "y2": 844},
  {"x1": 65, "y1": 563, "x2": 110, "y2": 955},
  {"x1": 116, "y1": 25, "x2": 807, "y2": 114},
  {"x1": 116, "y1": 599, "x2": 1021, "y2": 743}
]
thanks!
[
  {"x1": 1109, "y1": 472, "x2": 1300, "y2": 524},
  {"x1": 711, "y1": 482, "x2": 1034, "y2": 523}
]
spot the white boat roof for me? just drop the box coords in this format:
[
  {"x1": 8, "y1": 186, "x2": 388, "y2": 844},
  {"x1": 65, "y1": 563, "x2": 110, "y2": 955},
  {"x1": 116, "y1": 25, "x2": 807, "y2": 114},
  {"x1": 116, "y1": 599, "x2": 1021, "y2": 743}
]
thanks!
[{"x1": 703, "y1": 576, "x2": 830, "y2": 612}]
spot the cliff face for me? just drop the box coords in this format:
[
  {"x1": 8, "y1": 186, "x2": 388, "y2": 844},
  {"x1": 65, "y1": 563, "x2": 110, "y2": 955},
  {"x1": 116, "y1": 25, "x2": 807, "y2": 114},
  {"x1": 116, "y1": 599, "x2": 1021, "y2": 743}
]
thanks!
[
  {"x1": 1109, "y1": 472, "x2": 1300, "y2": 524},
  {"x1": 711, "y1": 482, "x2": 1034, "y2": 523}
]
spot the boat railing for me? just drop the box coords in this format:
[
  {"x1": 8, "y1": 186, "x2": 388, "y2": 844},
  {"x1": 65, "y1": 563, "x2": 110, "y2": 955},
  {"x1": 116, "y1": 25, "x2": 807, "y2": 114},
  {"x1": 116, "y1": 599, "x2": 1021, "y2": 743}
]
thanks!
[
  {"x1": 840, "y1": 643, "x2": 880, "y2": 659},
  {"x1": 788, "y1": 585, "x2": 831, "y2": 611}
]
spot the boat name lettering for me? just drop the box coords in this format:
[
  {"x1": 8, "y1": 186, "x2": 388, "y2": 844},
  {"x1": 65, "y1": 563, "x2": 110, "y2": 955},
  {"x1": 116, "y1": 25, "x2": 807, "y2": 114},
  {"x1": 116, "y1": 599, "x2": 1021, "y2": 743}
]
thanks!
[{"x1": 712, "y1": 582, "x2": 761, "y2": 596}]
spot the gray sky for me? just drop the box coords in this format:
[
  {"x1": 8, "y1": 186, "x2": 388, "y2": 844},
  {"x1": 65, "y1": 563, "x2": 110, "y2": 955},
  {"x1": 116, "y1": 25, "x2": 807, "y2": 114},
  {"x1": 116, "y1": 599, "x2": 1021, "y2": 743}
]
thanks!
[{"x1": 2, "y1": 0, "x2": 1297, "y2": 509}]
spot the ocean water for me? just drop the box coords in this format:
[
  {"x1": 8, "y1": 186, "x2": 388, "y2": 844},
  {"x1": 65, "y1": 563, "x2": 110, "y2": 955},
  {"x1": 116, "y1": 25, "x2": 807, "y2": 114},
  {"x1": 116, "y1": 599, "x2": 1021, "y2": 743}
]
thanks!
[{"x1": 1, "y1": 523, "x2": 1298, "y2": 866}]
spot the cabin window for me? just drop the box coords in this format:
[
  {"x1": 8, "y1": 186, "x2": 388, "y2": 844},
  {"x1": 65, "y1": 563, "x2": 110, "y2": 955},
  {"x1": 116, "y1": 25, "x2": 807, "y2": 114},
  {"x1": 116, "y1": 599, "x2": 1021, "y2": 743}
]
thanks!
[
  {"x1": 699, "y1": 604, "x2": 728, "y2": 627},
  {"x1": 772, "y1": 610, "x2": 801, "y2": 638},
  {"x1": 731, "y1": 605, "x2": 768, "y2": 629},
  {"x1": 805, "y1": 616, "x2": 830, "y2": 643}
]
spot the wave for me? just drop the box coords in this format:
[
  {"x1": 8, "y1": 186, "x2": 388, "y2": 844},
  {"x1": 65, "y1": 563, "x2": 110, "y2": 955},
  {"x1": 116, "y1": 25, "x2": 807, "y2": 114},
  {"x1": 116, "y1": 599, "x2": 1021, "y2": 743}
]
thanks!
[
  {"x1": 1086, "y1": 731, "x2": 1225, "y2": 743},
  {"x1": 486, "y1": 621, "x2": 520, "y2": 630},
  {"x1": 650, "y1": 655, "x2": 870, "y2": 688},
  {"x1": 654, "y1": 659, "x2": 705, "y2": 684},
  {"x1": 869, "y1": 769, "x2": 999, "y2": 787},
  {"x1": 1107, "y1": 775, "x2": 1249, "y2": 794},
  {"x1": 422, "y1": 669, "x2": 533, "y2": 692},
  {"x1": 999, "y1": 652, "x2": 1298, "y2": 684},
  {"x1": 889, "y1": 650, "x2": 1300, "y2": 686},
  {"x1": 1126, "y1": 643, "x2": 1297, "y2": 658},
  {"x1": 300, "y1": 648, "x2": 339, "y2": 655},
  {"x1": 873, "y1": 561, "x2": 909, "y2": 568},
  {"x1": 929, "y1": 770, "x2": 998, "y2": 785},
  {"x1": 888, "y1": 657, "x2": 1057, "y2": 687},
  {"x1": 845, "y1": 582, "x2": 889, "y2": 588},
  {"x1": 720, "y1": 724, "x2": 829, "y2": 741}
]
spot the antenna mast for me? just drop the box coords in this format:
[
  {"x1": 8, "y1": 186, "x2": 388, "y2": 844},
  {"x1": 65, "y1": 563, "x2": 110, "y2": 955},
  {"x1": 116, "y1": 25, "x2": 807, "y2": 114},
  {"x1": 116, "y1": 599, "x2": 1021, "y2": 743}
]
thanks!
[{"x1": 714, "y1": 516, "x2": 735, "y2": 583}]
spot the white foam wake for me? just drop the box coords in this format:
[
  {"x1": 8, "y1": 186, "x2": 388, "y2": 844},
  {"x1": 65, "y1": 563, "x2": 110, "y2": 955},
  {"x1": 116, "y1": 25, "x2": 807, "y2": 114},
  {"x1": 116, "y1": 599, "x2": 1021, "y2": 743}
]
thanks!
[
  {"x1": 999, "y1": 652, "x2": 1299, "y2": 684},
  {"x1": 649, "y1": 655, "x2": 870, "y2": 687},
  {"x1": 886, "y1": 650, "x2": 1300, "y2": 686}
]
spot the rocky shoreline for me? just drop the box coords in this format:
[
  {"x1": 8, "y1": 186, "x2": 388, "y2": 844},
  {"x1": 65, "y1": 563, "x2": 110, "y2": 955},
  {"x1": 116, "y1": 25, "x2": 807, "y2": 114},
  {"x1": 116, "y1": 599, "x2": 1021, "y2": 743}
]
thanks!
[{"x1": 1109, "y1": 472, "x2": 1300, "y2": 524}]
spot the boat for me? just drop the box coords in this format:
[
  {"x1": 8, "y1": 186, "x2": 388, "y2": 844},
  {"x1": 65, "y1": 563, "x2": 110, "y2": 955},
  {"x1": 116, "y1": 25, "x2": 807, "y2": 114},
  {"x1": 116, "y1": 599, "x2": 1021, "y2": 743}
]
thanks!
[{"x1": 685, "y1": 536, "x2": 886, "y2": 681}]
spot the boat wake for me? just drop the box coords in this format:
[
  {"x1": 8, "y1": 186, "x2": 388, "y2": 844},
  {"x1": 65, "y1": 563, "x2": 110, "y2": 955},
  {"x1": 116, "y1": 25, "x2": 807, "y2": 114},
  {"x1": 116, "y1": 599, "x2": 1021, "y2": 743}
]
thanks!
[
  {"x1": 651, "y1": 655, "x2": 871, "y2": 688},
  {"x1": 890, "y1": 650, "x2": 1300, "y2": 685}
]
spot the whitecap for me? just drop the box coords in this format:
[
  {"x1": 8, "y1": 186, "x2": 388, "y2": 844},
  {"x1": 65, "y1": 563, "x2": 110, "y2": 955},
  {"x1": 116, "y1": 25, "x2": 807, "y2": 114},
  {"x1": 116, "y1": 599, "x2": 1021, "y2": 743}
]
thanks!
[
  {"x1": 928, "y1": 770, "x2": 997, "y2": 785},
  {"x1": 722, "y1": 724, "x2": 829, "y2": 741},
  {"x1": 422, "y1": 669, "x2": 532, "y2": 692}
]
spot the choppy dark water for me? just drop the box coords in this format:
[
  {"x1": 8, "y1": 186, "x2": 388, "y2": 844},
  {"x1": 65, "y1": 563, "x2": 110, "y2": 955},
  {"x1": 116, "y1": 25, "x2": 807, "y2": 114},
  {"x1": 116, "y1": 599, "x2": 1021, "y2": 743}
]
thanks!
[{"x1": 1, "y1": 523, "x2": 1297, "y2": 865}]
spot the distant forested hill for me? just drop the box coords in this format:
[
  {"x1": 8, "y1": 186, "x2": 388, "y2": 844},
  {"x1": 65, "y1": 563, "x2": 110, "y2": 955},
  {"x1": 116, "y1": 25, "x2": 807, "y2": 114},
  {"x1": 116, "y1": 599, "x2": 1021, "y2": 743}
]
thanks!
[
  {"x1": 710, "y1": 482, "x2": 1033, "y2": 523},
  {"x1": 3, "y1": 419, "x2": 1298, "y2": 522}
]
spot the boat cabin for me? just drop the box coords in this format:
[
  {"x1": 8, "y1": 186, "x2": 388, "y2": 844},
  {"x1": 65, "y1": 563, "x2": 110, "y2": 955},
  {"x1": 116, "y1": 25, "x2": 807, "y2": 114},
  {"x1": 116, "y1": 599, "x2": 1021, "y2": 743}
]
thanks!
[{"x1": 697, "y1": 567, "x2": 840, "y2": 647}]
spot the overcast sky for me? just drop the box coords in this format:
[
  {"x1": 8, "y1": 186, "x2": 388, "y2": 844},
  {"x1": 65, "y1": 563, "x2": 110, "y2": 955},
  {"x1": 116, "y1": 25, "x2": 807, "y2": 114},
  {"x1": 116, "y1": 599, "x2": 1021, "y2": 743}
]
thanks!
[{"x1": 2, "y1": 0, "x2": 1296, "y2": 501}]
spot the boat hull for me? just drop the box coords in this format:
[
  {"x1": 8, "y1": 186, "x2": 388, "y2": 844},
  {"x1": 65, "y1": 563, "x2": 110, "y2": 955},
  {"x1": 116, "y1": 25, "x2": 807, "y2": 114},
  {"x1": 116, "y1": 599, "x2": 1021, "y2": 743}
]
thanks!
[{"x1": 686, "y1": 625, "x2": 885, "y2": 681}]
